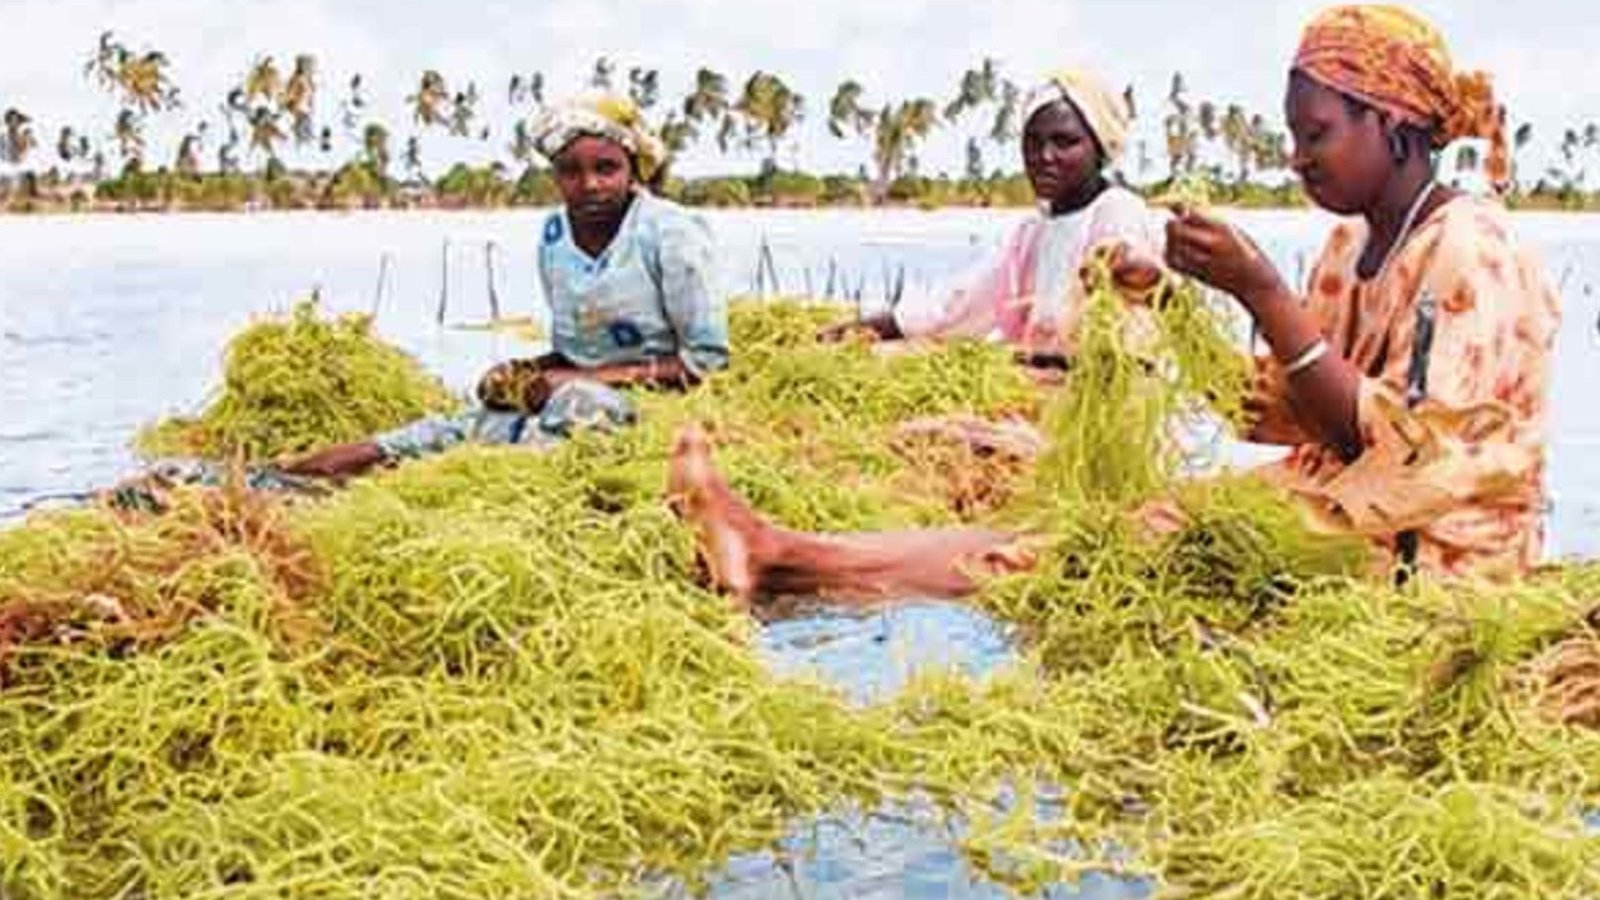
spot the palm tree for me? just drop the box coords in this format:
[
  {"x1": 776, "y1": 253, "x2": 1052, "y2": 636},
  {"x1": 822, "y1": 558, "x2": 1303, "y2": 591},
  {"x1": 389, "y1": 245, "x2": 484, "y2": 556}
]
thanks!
[
  {"x1": 84, "y1": 32, "x2": 122, "y2": 92},
  {"x1": 282, "y1": 55, "x2": 317, "y2": 145},
  {"x1": 403, "y1": 136, "x2": 423, "y2": 182},
  {"x1": 175, "y1": 132, "x2": 201, "y2": 176},
  {"x1": 735, "y1": 71, "x2": 803, "y2": 166},
  {"x1": 1164, "y1": 72, "x2": 1198, "y2": 176},
  {"x1": 591, "y1": 57, "x2": 614, "y2": 90},
  {"x1": 340, "y1": 74, "x2": 366, "y2": 131},
  {"x1": 247, "y1": 106, "x2": 285, "y2": 166},
  {"x1": 872, "y1": 99, "x2": 939, "y2": 199},
  {"x1": 56, "y1": 126, "x2": 78, "y2": 166},
  {"x1": 509, "y1": 119, "x2": 535, "y2": 165},
  {"x1": 1220, "y1": 104, "x2": 1250, "y2": 182},
  {"x1": 988, "y1": 80, "x2": 1021, "y2": 145},
  {"x1": 449, "y1": 83, "x2": 479, "y2": 138},
  {"x1": 218, "y1": 128, "x2": 241, "y2": 174},
  {"x1": 659, "y1": 114, "x2": 694, "y2": 155},
  {"x1": 410, "y1": 71, "x2": 450, "y2": 128},
  {"x1": 123, "y1": 51, "x2": 179, "y2": 112},
  {"x1": 1553, "y1": 128, "x2": 1585, "y2": 193},
  {"x1": 1512, "y1": 122, "x2": 1534, "y2": 190},
  {"x1": 827, "y1": 80, "x2": 873, "y2": 139},
  {"x1": 362, "y1": 123, "x2": 391, "y2": 177},
  {"x1": 944, "y1": 58, "x2": 999, "y2": 121},
  {"x1": 1197, "y1": 100, "x2": 1219, "y2": 143},
  {"x1": 682, "y1": 68, "x2": 733, "y2": 152},
  {"x1": 1249, "y1": 113, "x2": 1288, "y2": 173},
  {"x1": 684, "y1": 68, "x2": 729, "y2": 122},
  {"x1": 628, "y1": 67, "x2": 660, "y2": 110},
  {"x1": 244, "y1": 56, "x2": 282, "y2": 107},
  {"x1": 86, "y1": 33, "x2": 179, "y2": 114},
  {"x1": 113, "y1": 109, "x2": 144, "y2": 165},
  {"x1": 965, "y1": 137, "x2": 984, "y2": 181},
  {"x1": 1, "y1": 109, "x2": 37, "y2": 167}
]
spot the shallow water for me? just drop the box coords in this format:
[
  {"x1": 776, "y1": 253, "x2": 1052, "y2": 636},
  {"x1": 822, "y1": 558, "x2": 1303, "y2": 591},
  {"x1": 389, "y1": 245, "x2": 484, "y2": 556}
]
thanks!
[
  {"x1": 3, "y1": 207, "x2": 1598, "y2": 553},
  {"x1": 2, "y1": 208, "x2": 1599, "y2": 895}
]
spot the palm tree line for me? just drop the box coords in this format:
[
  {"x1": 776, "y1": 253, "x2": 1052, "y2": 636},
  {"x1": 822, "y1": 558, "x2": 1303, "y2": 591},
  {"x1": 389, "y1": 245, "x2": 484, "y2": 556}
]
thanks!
[{"x1": 1, "y1": 32, "x2": 1597, "y2": 211}]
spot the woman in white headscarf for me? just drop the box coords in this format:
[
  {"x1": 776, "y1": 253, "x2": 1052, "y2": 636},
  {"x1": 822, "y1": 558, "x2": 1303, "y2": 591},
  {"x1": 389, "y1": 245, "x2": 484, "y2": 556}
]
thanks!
[{"x1": 821, "y1": 68, "x2": 1164, "y2": 367}]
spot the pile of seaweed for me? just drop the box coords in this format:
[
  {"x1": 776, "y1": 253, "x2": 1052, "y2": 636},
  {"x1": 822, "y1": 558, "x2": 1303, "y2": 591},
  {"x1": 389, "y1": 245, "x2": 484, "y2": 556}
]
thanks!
[
  {"x1": 135, "y1": 301, "x2": 461, "y2": 461},
  {"x1": 3, "y1": 297, "x2": 1598, "y2": 899}
]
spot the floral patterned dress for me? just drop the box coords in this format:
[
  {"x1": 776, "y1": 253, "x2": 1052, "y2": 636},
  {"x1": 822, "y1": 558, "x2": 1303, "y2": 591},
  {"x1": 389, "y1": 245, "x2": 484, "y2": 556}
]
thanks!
[{"x1": 1251, "y1": 196, "x2": 1560, "y2": 579}]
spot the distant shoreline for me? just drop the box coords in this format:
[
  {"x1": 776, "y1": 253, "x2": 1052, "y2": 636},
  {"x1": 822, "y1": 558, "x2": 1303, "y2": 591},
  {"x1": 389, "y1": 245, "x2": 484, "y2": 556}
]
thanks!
[{"x1": 2, "y1": 168, "x2": 1596, "y2": 217}]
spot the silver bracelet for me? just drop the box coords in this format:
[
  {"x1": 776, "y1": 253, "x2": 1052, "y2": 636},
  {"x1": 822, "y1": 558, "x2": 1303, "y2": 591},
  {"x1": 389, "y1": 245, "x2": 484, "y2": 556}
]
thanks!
[{"x1": 1281, "y1": 337, "x2": 1329, "y2": 378}]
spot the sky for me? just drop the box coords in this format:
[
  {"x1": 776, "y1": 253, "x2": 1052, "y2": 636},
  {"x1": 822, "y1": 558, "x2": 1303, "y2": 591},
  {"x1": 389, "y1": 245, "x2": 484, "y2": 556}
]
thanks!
[{"x1": 1, "y1": 0, "x2": 1597, "y2": 182}]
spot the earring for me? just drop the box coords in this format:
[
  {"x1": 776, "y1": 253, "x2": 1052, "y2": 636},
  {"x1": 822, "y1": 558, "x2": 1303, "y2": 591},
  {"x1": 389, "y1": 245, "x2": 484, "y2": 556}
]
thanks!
[{"x1": 1389, "y1": 131, "x2": 1409, "y2": 163}]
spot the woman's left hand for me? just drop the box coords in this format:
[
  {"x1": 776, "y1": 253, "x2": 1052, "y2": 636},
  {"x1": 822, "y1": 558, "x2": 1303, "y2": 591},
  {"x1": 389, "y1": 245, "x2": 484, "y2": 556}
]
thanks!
[{"x1": 1164, "y1": 208, "x2": 1285, "y2": 310}]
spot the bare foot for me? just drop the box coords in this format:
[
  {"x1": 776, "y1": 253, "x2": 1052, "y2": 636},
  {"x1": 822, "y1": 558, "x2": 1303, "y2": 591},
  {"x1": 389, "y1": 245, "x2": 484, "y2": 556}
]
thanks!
[{"x1": 668, "y1": 426, "x2": 768, "y2": 606}]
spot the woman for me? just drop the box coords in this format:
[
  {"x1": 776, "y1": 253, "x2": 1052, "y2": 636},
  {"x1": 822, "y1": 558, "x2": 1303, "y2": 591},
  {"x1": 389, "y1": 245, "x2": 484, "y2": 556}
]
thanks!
[
  {"x1": 283, "y1": 93, "x2": 730, "y2": 479},
  {"x1": 1165, "y1": 4, "x2": 1557, "y2": 578},
  {"x1": 670, "y1": 5, "x2": 1559, "y2": 607},
  {"x1": 820, "y1": 69, "x2": 1163, "y2": 366}
]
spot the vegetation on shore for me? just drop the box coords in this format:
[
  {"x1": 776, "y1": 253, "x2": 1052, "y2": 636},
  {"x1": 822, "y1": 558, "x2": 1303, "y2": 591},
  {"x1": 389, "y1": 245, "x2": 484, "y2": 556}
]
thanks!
[{"x1": 2, "y1": 33, "x2": 1598, "y2": 214}]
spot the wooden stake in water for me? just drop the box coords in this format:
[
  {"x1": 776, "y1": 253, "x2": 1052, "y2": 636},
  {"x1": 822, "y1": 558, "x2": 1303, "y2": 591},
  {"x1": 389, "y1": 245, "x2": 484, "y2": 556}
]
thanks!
[
  {"x1": 436, "y1": 239, "x2": 450, "y2": 325},
  {"x1": 484, "y1": 241, "x2": 502, "y2": 321},
  {"x1": 371, "y1": 252, "x2": 391, "y2": 318},
  {"x1": 753, "y1": 234, "x2": 767, "y2": 297},
  {"x1": 760, "y1": 238, "x2": 781, "y2": 296}
]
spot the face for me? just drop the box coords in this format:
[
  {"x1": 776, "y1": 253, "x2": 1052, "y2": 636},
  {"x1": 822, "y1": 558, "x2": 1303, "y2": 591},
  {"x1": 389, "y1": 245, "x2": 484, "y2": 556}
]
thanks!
[
  {"x1": 1021, "y1": 99, "x2": 1102, "y2": 209},
  {"x1": 1285, "y1": 72, "x2": 1392, "y2": 215},
  {"x1": 552, "y1": 135, "x2": 634, "y2": 228}
]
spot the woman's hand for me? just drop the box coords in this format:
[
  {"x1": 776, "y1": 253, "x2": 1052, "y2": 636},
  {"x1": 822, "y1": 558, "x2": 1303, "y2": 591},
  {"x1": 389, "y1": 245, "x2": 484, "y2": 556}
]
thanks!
[
  {"x1": 817, "y1": 312, "x2": 899, "y2": 343},
  {"x1": 477, "y1": 358, "x2": 552, "y2": 412},
  {"x1": 1164, "y1": 208, "x2": 1285, "y2": 310},
  {"x1": 1079, "y1": 240, "x2": 1166, "y2": 306},
  {"x1": 817, "y1": 320, "x2": 871, "y2": 343}
]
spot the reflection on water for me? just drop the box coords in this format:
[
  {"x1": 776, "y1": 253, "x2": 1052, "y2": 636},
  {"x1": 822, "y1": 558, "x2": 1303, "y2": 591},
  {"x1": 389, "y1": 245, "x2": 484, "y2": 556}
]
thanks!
[
  {"x1": 759, "y1": 602, "x2": 1015, "y2": 706},
  {"x1": 716, "y1": 603, "x2": 1151, "y2": 899}
]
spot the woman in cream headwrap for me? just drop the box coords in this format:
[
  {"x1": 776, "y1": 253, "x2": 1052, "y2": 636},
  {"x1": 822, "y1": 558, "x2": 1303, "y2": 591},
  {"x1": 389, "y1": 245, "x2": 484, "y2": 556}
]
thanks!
[
  {"x1": 821, "y1": 67, "x2": 1164, "y2": 368},
  {"x1": 663, "y1": 5, "x2": 1560, "y2": 612}
]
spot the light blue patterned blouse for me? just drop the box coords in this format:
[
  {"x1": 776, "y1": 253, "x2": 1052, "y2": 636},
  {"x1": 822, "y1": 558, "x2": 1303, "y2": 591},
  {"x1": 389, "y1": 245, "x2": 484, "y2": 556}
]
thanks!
[
  {"x1": 539, "y1": 190, "x2": 729, "y2": 377},
  {"x1": 367, "y1": 191, "x2": 728, "y2": 463}
]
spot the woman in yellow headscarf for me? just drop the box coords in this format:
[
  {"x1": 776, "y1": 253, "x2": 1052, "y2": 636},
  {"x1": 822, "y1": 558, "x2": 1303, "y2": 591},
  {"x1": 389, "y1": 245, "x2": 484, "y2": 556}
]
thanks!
[
  {"x1": 270, "y1": 94, "x2": 728, "y2": 480},
  {"x1": 1163, "y1": 4, "x2": 1559, "y2": 579}
]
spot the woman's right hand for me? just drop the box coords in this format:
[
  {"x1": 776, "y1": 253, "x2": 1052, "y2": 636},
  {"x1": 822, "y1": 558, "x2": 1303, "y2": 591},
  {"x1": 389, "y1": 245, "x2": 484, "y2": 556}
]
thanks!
[
  {"x1": 476, "y1": 358, "x2": 548, "y2": 412},
  {"x1": 1164, "y1": 208, "x2": 1285, "y2": 310},
  {"x1": 817, "y1": 320, "x2": 870, "y2": 343},
  {"x1": 817, "y1": 312, "x2": 902, "y2": 343},
  {"x1": 1081, "y1": 240, "x2": 1166, "y2": 305}
]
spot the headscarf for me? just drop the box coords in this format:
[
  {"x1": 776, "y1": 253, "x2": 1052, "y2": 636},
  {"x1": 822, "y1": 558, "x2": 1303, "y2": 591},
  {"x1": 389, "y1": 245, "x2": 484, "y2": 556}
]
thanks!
[
  {"x1": 1294, "y1": 4, "x2": 1509, "y2": 190},
  {"x1": 1021, "y1": 68, "x2": 1131, "y2": 164},
  {"x1": 530, "y1": 93, "x2": 668, "y2": 182}
]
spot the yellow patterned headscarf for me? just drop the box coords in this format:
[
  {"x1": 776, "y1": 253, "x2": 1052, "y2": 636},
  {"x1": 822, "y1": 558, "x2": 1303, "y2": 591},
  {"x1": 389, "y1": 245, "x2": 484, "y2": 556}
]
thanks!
[
  {"x1": 1294, "y1": 4, "x2": 1508, "y2": 190},
  {"x1": 530, "y1": 93, "x2": 667, "y2": 181},
  {"x1": 1022, "y1": 68, "x2": 1131, "y2": 163}
]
